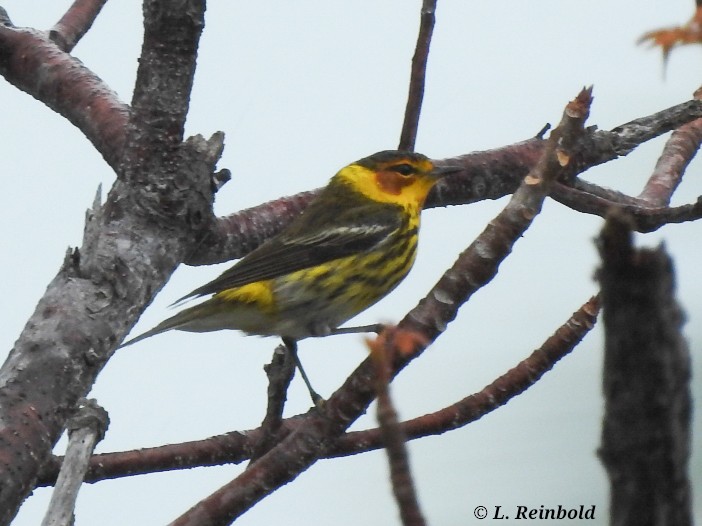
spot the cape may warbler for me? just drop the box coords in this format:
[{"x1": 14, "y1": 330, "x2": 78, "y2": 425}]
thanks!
[{"x1": 121, "y1": 150, "x2": 454, "y2": 399}]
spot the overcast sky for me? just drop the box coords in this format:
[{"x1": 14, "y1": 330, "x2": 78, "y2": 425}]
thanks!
[{"x1": 2, "y1": 1, "x2": 701, "y2": 525}]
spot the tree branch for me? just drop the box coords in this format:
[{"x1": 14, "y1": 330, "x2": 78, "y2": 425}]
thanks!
[
  {"x1": 126, "y1": 1, "x2": 202, "y2": 161},
  {"x1": 639, "y1": 116, "x2": 702, "y2": 206},
  {"x1": 0, "y1": 10, "x2": 129, "y2": 170},
  {"x1": 49, "y1": 0, "x2": 108, "y2": 52}
]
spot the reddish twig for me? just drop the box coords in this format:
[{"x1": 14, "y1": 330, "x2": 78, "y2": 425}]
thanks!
[
  {"x1": 638, "y1": 118, "x2": 702, "y2": 206},
  {"x1": 554, "y1": 184, "x2": 702, "y2": 233},
  {"x1": 334, "y1": 296, "x2": 600, "y2": 457},
  {"x1": 569, "y1": 179, "x2": 647, "y2": 206},
  {"x1": 0, "y1": 15, "x2": 129, "y2": 170},
  {"x1": 37, "y1": 430, "x2": 260, "y2": 486},
  {"x1": 398, "y1": 0, "x2": 437, "y2": 151},
  {"x1": 370, "y1": 330, "x2": 428, "y2": 526},
  {"x1": 49, "y1": 0, "x2": 108, "y2": 52}
]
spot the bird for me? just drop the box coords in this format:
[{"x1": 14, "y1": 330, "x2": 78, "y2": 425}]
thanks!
[{"x1": 120, "y1": 150, "x2": 456, "y2": 403}]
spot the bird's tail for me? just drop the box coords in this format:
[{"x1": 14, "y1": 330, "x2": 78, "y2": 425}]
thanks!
[{"x1": 118, "y1": 301, "x2": 218, "y2": 348}]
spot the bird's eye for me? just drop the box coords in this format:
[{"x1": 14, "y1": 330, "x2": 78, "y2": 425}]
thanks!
[{"x1": 391, "y1": 163, "x2": 415, "y2": 176}]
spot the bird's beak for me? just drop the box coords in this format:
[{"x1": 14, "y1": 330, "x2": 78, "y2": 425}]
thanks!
[{"x1": 430, "y1": 164, "x2": 462, "y2": 178}]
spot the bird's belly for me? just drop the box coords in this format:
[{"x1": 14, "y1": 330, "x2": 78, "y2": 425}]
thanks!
[{"x1": 269, "y1": 252, "x2": 414, "y2": 339}]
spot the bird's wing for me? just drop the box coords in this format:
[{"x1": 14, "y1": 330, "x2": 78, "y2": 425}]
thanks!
[{"x1": 177, "y1": 203, "x2": 402, "y2": 301}]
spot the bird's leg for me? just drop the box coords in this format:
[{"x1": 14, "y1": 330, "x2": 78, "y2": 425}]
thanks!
[
  {"x1": 286, "y1": 324, "x2": 384, "y2": 407},
  {"x1": 329, "y1": 323, "x2": 386, "y2": 336},
  {"x1": 282, "y1": 337, "x2": 324, "y2": 408}
]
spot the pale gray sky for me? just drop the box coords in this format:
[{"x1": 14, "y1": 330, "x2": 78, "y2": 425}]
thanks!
[{"x1": 2, "y1": 1, "x2": 701, "y2": 525}]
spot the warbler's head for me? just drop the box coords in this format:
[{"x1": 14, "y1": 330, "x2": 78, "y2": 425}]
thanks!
[{"x1": 335, "y1": 150, "x2": 450, "y2": 209}]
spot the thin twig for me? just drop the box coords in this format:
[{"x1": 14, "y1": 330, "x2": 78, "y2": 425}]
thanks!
[
  {"x1": 398, "y1": 0, "x2": 438, "y2": 151},
  {"x1": 333, "y1": 296, "x2": 600, "y2": 456},
  {"x1": 570, "y1": 179, "x2": 648, "y2": 207},
  {"x1": 638, "y1": 116, "x2": 702, "y2": 206},
  {"x1": 370, "y1": 329, "x2": 428, "y2": 526},
  {"x1": 552, "y1": 184, "x2": 702, "y2": 233}
]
